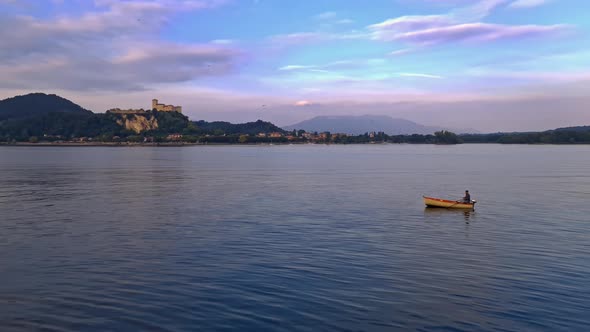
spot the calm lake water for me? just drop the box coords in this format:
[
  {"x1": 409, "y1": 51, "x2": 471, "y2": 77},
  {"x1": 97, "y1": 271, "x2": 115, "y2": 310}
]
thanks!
[{"x1": 1, "y1": 144, "x2": 589, "y2": 331}]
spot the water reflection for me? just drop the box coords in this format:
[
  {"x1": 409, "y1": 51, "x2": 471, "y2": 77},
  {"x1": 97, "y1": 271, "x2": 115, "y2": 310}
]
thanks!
[
  {"x1": 424, "y1": 207, "x2": 474, "y2": 223},
  {"x1": 2, "y1": 145, "x2": 590, "y2": 331},
  {"x1": 464, "y1": 210, "x2": 472, "y2": 223}
]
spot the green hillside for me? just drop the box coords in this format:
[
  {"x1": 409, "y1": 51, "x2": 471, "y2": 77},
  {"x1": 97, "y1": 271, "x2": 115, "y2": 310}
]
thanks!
[{"x1": 0, "y1": 93, "x2": 91, "y2": 121}]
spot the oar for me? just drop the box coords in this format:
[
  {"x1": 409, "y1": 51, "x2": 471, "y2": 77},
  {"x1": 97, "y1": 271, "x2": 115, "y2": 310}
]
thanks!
[
  {"x1": 447, "y1": 200, "x2": 462, "y2": 208},
  {"x1": 448, "y1": 199, "x2": 475, "y2": 209}
]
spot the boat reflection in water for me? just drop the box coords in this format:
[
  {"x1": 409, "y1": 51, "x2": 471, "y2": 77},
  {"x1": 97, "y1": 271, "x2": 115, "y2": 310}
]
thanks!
[{"x1": 424, "y1": 207, "x2": 474, "y2": 223}]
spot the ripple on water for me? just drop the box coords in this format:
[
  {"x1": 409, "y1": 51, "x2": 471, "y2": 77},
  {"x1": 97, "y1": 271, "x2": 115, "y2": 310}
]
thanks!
[{"x1": 1, "y1": 145, "x2": 590, "y2": 331}]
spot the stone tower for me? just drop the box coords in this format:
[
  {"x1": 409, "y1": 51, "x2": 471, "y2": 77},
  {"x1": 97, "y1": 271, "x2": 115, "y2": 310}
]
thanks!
[{"x1": 151, "y1": 98, "x2": 182, "y2": 113}]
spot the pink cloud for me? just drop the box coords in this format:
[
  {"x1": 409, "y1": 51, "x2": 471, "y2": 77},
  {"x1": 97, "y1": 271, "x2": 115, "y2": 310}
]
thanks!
[
  {"x1": 0, "y1": 0, "x2": 239, "y2": 91},
  {"x1": 370, "y1": 1, "x2": 567, "y2": 45},
  {"x1": 369, "y1": 15, "x2": 452, "y2": 40},
  {"x1": 393, "y1": 23, "x2": 568, "y2": 44},
  {"x1": 295, "y1": 100, "x2": 315, "y2": 106}
]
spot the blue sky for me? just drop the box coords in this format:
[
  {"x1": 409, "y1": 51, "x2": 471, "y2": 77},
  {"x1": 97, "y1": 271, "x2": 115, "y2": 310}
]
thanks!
[{"x1": 0, "y1": 0, "x2": 589, "y2": 131}]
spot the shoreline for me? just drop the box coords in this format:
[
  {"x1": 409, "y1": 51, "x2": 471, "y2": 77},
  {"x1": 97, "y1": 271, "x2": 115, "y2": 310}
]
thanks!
[
  {"x1": 0, "y1": 142, "x2": 208, "y2": 147},
  {"x1": 1, "y1": 142, "x2": 589, "y2": 147}
]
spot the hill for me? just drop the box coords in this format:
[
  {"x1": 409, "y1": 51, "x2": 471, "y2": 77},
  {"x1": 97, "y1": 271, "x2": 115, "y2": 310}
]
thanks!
[
  {"x1": 284, "y1": 115, "x2": 474, "y2": 135},
  {"x1": 0, "y1": 92, "x2": 290, "y2": 142},
  {"x1": 0, "y1": 93, "x2": 91, "y2": 121},
  {"x1": 552, "y1": 126, "x2": 590, "y2": 133},
  {"x1": 0, "y1": 92, "x2": 290, "y2": 141},
  {"x1": 461, "y1": 125, "x2": 590, "y2": 144},
  {"x1": 193, "y1": 120, "x2": 285, "y2": 135}
]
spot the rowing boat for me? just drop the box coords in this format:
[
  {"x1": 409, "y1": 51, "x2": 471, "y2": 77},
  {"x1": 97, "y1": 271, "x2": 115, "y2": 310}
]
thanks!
[{"x1": 423, "y1": 196, "x2": 476, "y2": 209}]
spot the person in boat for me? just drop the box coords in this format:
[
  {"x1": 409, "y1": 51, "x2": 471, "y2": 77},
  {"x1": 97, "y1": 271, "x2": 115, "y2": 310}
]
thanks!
[{"x1": 463, "y1": 190, "x2": 471, "y2": 203}]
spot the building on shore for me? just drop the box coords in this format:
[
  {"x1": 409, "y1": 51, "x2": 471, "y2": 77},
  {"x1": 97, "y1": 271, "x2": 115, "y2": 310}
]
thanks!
[
  {"x1": 167, "y1": 134, "x2": 183, "y2": 141},
  {"x1": 152, "y1": 99, "x2": 182, "y2": 113}
]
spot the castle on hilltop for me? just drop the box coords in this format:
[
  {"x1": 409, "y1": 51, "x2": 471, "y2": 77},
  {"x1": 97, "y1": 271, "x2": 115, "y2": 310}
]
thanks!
[
  {"x1": 152, "y1": 99, "x2": 182, "y2": 113},
  {"x1": 107, "y1": 99, "x2": 182, "y2": 115}
]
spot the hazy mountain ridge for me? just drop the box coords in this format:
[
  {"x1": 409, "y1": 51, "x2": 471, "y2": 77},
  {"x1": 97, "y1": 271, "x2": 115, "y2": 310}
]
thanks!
[{"x1": 284, "y1": 115, "x2": 477, "y2": 135}]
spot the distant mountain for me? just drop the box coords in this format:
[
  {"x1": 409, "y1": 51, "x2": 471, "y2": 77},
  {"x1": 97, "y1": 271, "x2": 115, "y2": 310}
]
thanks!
[
  {"x1": 0, "y1": 93, "x2": 91, "y2": 121},
  {"x1": 284, "y1": 115, "x2": 475, "y2": 135}
]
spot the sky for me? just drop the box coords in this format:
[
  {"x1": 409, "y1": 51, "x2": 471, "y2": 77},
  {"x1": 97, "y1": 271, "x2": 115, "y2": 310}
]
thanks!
[{"x1": 0, "y1": 0, "x2": 589, "y2": 132}]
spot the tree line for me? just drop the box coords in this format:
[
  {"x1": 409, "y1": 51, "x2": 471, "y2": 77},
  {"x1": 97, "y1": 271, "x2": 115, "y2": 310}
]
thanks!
[{"x1": 1, "y1": 110, "x2": 589, "y2": 144}]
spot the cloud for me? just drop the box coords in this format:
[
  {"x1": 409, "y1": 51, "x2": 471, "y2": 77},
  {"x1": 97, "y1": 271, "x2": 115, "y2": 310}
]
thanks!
[
  {"x1": 211, "y1": 39, "x2": 235, "y2": 44},
  {"x1": 450, "y1": 0, "x2": 508, "y2": 21},
  {"x1": 369, "y1": 15, "x2": 452, "y2": 39},
  {"x1": 267, "y1": 12, "x2": 356, "y2": 46},
  {"x1": 399, "y1": 73, "x2": 443, "y2": 79},
  {"x1": 279, "y1": 65, "x2": 317, "y2": 71},
  {"x1": 389, "y1": 48, "x2": 413, "y2": 56},
  {"x1": 268, "y1": 32, "x2": 329, "y2": 46},
  {"x1": 314, "y1": 11, "x2": 354, "y2": 26},
  {"x1": 0, "y1": 43, "x2": 239, "y2": 91},
  {"x1": 0, "y1": 0, "x2": 238, "y2": 91},
  {"x1": 466, "y1": 69, "x2": 590, "y2": 82},
  {"x1": 267, "y1": 31, "x2": 367, "y2": 47},
  {"x1": 0, "y1": 0, "x2": 231, "y2": 61},
  {"x1": 509, "y1": 0, "x2": 548, "y2": 8},
  {"x1": 277, "y1": 59, "x2": 388, "y2": 73},
  {"x1": 393, "y1": 23, "x2": 567, "y2": 44},
  {"x1": 94, "y1": 0, "x2": 227, "y2": 11},
  {"x1": 314, "y1": 11, "x2": 337, "y2": 20},
  {"x1": 294, "y1": 100, "x2": 315, "y2": 106},
  {"x1": 369, "y1": 0, "x2": 567, "y2": 45}
]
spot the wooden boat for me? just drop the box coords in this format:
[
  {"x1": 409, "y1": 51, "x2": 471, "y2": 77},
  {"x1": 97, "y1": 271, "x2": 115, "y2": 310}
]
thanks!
[{"x1": 423, "y1": 196, "x2": 476, "y2": 209}]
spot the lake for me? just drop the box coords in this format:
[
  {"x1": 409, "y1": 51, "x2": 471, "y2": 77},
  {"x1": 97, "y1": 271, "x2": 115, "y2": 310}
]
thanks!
[{"x1": 1, "y1": 144, "x2": 589, "y2": 331}]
